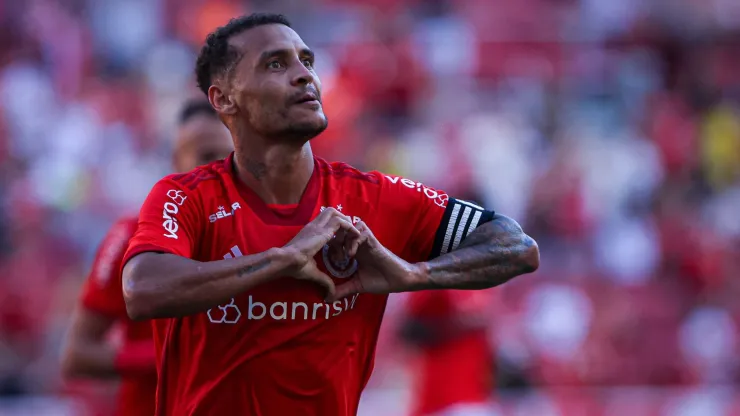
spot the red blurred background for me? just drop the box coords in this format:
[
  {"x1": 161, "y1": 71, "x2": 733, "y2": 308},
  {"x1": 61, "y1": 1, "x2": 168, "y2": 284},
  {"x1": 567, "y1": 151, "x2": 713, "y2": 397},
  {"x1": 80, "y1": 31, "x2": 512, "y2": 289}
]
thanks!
[{"x1": 0, "y1": 0, "x2": 739, "y2": 414}]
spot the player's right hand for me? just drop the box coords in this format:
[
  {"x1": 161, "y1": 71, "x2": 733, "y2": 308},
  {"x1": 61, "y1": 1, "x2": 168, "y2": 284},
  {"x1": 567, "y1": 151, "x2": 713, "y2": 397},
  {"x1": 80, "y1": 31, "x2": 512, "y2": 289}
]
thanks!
[{"x1": 282, "y1": 208, "x2": 361, "y2": 298}]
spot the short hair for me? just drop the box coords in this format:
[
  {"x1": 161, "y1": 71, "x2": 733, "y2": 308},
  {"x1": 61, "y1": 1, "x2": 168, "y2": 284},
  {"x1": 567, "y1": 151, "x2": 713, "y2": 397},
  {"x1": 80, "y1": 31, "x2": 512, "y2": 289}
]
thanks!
[
  {"x1": 179, "y1": 100, "x2": 217, "y2": 125},
  {"x1": 195, "y1": 13, "x2": 292, "y2": 96}
]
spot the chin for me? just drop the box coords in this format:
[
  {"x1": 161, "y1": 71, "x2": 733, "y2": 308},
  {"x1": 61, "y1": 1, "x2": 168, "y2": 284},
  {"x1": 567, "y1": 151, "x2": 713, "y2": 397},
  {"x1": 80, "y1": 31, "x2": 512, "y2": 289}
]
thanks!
[{"x1": 287, "y1": 115, "x2": 328, "y2": 141}]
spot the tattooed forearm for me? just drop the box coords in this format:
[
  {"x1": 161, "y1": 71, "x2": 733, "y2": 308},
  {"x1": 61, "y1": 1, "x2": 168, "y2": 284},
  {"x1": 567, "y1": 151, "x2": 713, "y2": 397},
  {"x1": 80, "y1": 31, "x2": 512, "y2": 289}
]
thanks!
[
  {"x1": 421, "y1": 214, "x2": 539, "y2": 290},
  {"x1": 237, "y1": 259, "x2": 272, "y2": 278},
  {"x1": 123, "y1": 250, "x2": 287, "y2": 320}
]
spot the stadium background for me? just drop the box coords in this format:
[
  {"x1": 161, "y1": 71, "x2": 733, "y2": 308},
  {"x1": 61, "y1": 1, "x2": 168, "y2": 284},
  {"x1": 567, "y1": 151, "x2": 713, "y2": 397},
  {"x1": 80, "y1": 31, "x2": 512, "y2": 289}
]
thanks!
[{"x1": 1, "y1": 0, "x2": 740, "y2": 414}]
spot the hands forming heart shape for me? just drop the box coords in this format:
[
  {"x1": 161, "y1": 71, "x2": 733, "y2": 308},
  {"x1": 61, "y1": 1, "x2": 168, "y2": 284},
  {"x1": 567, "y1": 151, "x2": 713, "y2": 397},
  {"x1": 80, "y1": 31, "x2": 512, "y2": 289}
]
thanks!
[{"x1": 281, "y1": 208, "x2": 424, "y2": 302}]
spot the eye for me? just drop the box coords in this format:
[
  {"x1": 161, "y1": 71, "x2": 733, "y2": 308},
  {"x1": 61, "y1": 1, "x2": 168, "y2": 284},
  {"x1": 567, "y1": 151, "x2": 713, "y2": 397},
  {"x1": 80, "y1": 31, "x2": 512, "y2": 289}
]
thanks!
[
  {"x1": 267, "y1": 61, "x2": 283, "y2": 70},
  {"x1": 302, "y1": 59, "x2": 313, "y2": 68}
]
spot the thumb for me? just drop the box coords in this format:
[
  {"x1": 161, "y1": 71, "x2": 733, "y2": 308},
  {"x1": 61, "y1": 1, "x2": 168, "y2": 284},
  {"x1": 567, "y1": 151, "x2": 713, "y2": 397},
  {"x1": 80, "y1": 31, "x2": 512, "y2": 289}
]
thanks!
[
  {"x1": 303, "y1": 266, "x2": 336, "y2": 301},
  {"x1": 329, "y1": 278, "x2": 362, "y2": 303}
]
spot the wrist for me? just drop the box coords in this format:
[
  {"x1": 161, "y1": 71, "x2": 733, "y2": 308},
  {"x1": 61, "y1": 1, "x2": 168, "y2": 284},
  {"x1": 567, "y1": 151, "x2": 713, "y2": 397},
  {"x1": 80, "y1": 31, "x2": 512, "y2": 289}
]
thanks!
[
  {"x1": 267, "y1": 247, "x2": 301, "y2": 274},
  {"x1": 407, "y1": 262, "x2": 433, "y2": 291}
]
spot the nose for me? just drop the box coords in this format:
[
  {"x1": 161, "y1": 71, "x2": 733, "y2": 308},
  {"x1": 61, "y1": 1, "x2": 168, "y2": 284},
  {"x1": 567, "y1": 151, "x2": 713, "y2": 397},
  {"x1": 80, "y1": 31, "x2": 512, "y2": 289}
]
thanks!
[{"x1": 290, "y1": 62, "x2": 314, "y2": 87}]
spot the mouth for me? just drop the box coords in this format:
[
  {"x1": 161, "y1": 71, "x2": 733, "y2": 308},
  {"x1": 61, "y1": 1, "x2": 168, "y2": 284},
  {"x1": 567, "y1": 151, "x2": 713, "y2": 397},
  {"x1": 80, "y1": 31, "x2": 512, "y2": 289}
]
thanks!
[{"x1": 294, "y1": 92, "x2": 321, "y2": 106}]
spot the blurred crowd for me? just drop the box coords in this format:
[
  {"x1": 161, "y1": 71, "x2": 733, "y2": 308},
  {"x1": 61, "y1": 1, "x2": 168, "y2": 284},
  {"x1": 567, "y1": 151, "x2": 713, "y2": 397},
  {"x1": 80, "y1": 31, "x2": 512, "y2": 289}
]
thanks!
[{"x1": 1, "y1": 0, "x2": 740, "y2": 414}]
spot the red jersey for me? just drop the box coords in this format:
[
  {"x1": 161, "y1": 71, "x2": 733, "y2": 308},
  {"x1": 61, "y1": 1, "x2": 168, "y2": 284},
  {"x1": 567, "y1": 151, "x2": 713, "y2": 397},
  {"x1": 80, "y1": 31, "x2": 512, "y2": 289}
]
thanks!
[
  {"x1": 405, "y1": 290, "x2": 494, "y2": 416},
  {"x1": 80, "y1": 217, "x2": 157, "y2": 416},
  {"x1": 122, "y1": 154, "x2": 494, "y2": 416}
]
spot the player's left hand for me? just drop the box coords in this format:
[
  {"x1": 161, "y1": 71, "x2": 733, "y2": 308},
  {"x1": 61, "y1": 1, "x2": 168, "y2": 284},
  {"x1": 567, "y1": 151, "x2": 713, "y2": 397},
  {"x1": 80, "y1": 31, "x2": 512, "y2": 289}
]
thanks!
[{"x1": 328, "y1": 221, "x2": 423, "y2": 301}]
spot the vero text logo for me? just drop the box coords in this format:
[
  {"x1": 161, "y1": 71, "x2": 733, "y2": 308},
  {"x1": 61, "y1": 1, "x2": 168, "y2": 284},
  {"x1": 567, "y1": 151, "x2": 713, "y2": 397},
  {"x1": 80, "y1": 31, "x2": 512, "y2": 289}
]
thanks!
[
  {"x1": 162, "y1": 189, "x2": 186, "y2": 239},
  {"x1": 385, "y1": 176, "x2": 448, "y2": 208}
]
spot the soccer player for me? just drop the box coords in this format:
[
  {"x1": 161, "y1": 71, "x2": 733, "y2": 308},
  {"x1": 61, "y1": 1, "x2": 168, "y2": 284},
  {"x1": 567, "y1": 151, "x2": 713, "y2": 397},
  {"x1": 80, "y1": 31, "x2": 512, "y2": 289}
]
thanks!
[
  {"x1": 401, "y1": 290, "x2": 498, "y2": 416},
  {"x1": 121, "y1": 13, "x2": 540, "y2": 416},
  {"x1": 61, "y1": 100, "x2": 233, "y2": 416}
]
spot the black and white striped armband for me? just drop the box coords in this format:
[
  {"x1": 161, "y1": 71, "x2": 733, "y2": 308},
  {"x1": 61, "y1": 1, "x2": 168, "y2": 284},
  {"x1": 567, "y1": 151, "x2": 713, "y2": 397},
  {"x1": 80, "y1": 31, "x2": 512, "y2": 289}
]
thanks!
[{"x1": 429, "y1": 198, "x2": 495, "y2": 259}]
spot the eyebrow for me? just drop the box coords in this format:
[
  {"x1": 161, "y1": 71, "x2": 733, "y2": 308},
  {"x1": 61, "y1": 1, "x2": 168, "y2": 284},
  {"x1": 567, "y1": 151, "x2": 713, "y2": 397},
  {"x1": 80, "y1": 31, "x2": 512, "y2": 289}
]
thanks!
[{"x1": 258, "y1": 48, "x2": 315, "y2": 64}]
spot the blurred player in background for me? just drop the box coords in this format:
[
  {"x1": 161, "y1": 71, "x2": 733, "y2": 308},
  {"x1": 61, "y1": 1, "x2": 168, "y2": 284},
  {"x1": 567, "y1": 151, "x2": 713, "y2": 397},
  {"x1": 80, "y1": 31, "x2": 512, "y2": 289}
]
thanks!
[
  {"x1": 60, "y1": 100, "x2": 233, "y2": 416},
  {"x1": 401, "y1": 290, "x2": 497, "y2": 416},
  {"x1": 120, "y1": 13, "x2": 539, "y2": 416}
]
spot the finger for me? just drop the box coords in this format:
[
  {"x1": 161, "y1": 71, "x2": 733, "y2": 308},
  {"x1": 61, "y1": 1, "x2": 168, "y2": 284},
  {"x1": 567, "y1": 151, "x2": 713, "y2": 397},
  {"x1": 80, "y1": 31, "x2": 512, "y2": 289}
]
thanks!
[
  {"x1": 345, "y1": 231, "x2": 367, "y2": 258},
  {"x1": 337, "y1": 218, "x2": 366, "y2": 258},
  {"x1": 329, "y1": 278, "x2": 362, "y2": 302},
  {"x1": 327, "y1": 234, "x2": 347, "y2": 265},
  {"x1": 332, "y1": 226, "x2": 348, "y2": 246},
  {"x1": 347, "y1": 220, "x2": 375, "y2": 257},
  {"x1": 354, "y1": 220, "x2": 375, "y2": 238},
  {"x1": 314, "y1": 206, "x2": 339, "y2": 226},
  {"x1": 350, "y1": 220, "x2": 376, "y2": 256},
  {"x1": 329, "y1": 216, "x2": 360, "y2": 239},
  {"x1": 303, "y1": 266, "x2": 336, "y2": 300}
]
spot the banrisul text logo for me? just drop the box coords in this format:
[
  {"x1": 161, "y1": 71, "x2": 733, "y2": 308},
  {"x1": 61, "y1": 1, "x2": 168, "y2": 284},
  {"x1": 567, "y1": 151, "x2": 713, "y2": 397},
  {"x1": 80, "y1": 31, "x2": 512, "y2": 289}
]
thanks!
[
  {"x1": 245, "y1": 293, "x2": 360, "y2": 321},
  {"x1": 208, "y1": 245, "x2": 360, "y2": 323}
]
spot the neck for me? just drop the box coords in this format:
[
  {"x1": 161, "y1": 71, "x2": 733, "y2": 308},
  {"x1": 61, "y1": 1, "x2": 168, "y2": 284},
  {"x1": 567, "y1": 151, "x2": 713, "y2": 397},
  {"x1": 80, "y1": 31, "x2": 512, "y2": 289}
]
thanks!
[{"x1": 233, "y1": 136, "x2": 315, "y2": 205}]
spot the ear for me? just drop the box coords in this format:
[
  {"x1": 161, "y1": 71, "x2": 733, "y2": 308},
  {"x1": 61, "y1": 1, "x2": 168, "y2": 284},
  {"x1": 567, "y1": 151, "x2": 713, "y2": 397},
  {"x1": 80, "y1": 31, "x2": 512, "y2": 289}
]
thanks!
[{"x1": 208, "y1": 84, "x2": 237, "y2": 116}]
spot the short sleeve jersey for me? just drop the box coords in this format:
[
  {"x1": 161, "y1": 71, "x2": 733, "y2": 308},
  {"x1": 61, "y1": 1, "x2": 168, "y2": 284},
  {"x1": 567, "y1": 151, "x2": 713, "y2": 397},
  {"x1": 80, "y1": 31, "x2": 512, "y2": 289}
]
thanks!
[
  {"x1": 405, "y1": 290, "x2": 494, "y2": 416},
  {"x1": 122, "y1": 154, "x2": 494, "y2": 416},
  {"x1": 79, "y1": 216, "x2": 156, "y2": 416},
  {"x1": 81, "y1": 217, "x2": 138, "y2": 318}
]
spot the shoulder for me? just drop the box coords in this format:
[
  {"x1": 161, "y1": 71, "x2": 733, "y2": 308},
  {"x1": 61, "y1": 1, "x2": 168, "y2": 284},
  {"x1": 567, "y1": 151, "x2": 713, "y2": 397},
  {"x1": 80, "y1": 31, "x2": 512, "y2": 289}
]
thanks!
[
  {"x1": 317, "y1": 158, "x2": 382, "y2": 201},
  {"x1": 316, "y1": 158, "x2": 449, "y2": 208},
  {"x1": 105, "y1": 216, "x2": 139, "y2": 244},
  {"x1": 318, "y1": 159, "x2": 381, "y2": 186},
  {"x1": 166, "y1": 160, "x2": 225, "y2": 192},
  {"x1": 154, "y1": 159, "x2": 228, "y2": 202}
]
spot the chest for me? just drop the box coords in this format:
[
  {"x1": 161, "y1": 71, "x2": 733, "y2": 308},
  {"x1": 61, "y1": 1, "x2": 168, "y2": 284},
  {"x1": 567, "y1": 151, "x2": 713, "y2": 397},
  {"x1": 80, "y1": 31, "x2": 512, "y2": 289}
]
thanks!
[
  {"x1": 193, "y1": 191, "x2": 387, "y2": 329},
  {"x1": 200, "y1": 188, "x2": 398, "y2": 265}
]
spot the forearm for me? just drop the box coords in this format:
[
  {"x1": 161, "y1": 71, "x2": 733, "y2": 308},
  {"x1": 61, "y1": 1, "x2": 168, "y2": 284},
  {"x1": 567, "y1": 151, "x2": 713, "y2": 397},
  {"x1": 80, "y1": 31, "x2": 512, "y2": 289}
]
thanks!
[
  {"x1": 123, "y1": 248, "x2": 292, "y2": 320},
  {"x1": 63, "y1": 340, "x2": 156, "y2": 379},
  {"x1": 401, "y1": 317, "x2": 487, "y2": 347},
  {"x1": 61, "y1": 339, "x2": 119, "y2": 379},
  {"x1": 417, "y1": 215, "x2": 539, "y2": 290}
]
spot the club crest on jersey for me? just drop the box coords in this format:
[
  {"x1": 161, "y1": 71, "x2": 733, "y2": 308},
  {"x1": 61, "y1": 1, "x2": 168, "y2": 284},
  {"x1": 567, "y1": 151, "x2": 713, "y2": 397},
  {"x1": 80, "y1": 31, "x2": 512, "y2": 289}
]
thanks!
[{"x1": 322, "y1": 244, "x2": 359, "y2": 279}]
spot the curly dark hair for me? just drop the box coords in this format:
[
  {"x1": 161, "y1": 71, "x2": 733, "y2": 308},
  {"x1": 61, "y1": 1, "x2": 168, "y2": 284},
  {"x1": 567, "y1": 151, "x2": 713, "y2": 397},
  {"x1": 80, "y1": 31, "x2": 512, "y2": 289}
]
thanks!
[
  {"x1": 195, "y1": 13, "x2": 292, "y2": 96},
  {"x1": 179, "y1": 99, "x2": 216, "y2": 125}
]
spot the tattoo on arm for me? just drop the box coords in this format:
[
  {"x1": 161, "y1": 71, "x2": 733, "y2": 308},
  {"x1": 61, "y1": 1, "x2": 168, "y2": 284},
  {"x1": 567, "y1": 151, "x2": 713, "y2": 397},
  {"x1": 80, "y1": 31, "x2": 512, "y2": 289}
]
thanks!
[
  {"x1": 237, "y1": 259, "x2": 272, "y2": 278},
  {"x1": 425, "y1": 214, "x2": 539, "y2": 290}
]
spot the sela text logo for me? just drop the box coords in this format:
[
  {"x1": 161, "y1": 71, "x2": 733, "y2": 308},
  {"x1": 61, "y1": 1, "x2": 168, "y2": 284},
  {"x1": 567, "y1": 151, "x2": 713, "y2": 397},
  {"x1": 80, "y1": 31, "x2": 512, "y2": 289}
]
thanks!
[
  {"x1": 209, "y1": 202, "x2": 241, "y2": 223},
  {"x1": 162, "y1": 189, "x2": 187, "y2": 239},
  {"x1": 320, "y1": 204, "x2": 362, "y2": 225},
  {"x1": 385, "y1": 176, "x2": 448, "y2": 208}
]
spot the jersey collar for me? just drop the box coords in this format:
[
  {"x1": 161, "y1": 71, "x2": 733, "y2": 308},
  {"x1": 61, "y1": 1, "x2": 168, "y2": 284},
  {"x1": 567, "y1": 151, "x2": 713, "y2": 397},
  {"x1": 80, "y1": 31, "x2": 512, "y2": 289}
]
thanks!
[{"x1": 225, "y1": 152, "x2": 321, "y2": 226}]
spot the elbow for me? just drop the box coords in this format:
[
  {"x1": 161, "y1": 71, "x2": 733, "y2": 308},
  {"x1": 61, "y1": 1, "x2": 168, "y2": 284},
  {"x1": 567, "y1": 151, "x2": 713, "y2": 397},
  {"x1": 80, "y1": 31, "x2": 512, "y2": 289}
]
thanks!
[
  {"x1": 122, "y1": 267, "x2": 156, "y2": 321},
  {"x1": 60, "y1": 347, "x2": 82, "y2": 379},
  {"x1": 520, "y1": 236, "x2": 540, "y2": 274},
  {"x1": 123, "y1": 283, "x2": 154, "y2": 321}
]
